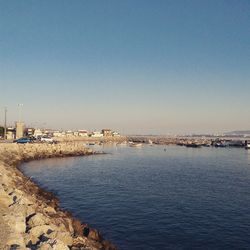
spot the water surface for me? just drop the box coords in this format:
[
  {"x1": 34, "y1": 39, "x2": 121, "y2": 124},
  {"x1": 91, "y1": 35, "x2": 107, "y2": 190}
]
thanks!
[{"x1": 21, "y1": 145, "x2": 250, "y2": 249}]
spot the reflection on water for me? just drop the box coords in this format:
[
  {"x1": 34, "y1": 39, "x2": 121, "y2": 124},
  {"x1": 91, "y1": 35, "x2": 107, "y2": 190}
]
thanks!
[
  {"x1": 246, "y1": 149, "x2": 250, "y2": 165},
  {"x1": 21, "y1": 145, "x2": 250, "y2": 250}
]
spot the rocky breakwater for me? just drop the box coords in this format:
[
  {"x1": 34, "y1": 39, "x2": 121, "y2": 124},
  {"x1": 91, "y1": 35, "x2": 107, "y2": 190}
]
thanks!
[{"x1": 0, "y1": 143, "x2": 116, "y2": 250}]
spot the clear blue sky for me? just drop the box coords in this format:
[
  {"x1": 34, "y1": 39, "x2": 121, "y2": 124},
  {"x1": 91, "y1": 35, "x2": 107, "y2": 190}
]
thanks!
[{"x1": 0, "y1": 0, "x2": 249, "y2": 134}]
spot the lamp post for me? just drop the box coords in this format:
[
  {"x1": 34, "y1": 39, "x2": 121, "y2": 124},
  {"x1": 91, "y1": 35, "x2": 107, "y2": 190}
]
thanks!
[{"x1": 4, "y1": 107, "x2": 7, "y2": 140}]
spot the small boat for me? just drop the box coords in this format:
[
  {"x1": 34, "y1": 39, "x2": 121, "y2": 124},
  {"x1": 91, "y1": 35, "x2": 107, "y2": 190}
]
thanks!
[
  {"x1": 129, "y1": 143, "x2": 142, "y2": 147},
  {"x1": 214, "y1": 142, "x2": 227, "y2": 148},
  {"x1": 117, "y1": 141, "x2": 127, "y2": 146},
  {"x1": 245, "y1": 141, "x2": 250, "y2": 149},
  {"x1": 185, "y1": 143, "x2": 201, "y2": 148},
  {"x1": 148, "y1": 140, "x2": 154, "y2": 146}
]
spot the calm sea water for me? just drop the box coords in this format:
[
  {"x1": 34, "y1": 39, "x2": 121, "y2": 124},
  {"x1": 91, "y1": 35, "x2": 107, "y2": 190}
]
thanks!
[{"x1": 21, "y1": 145, "x2": 250, "y2": 250}]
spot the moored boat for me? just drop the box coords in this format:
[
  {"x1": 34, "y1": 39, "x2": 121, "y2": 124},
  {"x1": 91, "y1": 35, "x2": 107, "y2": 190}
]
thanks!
[
  {"x1": 129, "y1": 143, "x2": 143, "y2": 147},
  {"x1": 245, "y1": 140, "x2": 250, "y2": 149},
  {"x1": 185, "y1": 143, "x2": 201, "y2": 148},
  {"x1": 148, "y1": 139, "x2": 153, "y2": 145},
  {"x1": 117, "y1": 141, "x2": 128, "y2": 146},
  {"x1": 214, "y1": 142, "x2": 227, "y2": 148}
]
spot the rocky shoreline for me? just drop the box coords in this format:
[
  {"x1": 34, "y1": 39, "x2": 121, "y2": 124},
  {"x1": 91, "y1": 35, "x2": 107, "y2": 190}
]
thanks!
[{"x1": 0, "y1": 142, "x2": 116, "y2": 250}]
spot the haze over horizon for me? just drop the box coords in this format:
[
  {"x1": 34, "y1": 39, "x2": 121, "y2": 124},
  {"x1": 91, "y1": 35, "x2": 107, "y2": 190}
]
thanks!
[{"x1": 1, "y1": 1, "x2": 249, "y2": 135}]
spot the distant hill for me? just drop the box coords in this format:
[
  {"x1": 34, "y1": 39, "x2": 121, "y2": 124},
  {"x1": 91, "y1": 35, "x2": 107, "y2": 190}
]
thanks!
[{"x1": 225, "y1": 130, "x2": 250, "y2": 135}]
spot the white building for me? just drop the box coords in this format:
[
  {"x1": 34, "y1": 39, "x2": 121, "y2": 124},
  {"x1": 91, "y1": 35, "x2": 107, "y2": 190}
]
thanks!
[
  {"x1": 73, "y1": 131, "x2": 79, "y2": 136},
  {"x1": 34, "y1": 129, "x2": 43, "y2": 138},
  {"x1": 112, "y1": 131, "x2": 120, "y2": 137},
  {"x1": 78, "y1": 130, "x2": 88, "y2": 137},
  {"x1": 91, "y1": 131, "x2": 103, "y2": 138},
  {"x1": 7, "y1": 127, "x2": 15, "y2": 140},
  {"x1": 53, "y1": 131, "x2": 64, "y2": 137},
  {"x1": 66, "y1": 130, "x2": 74, "y2": 136}
]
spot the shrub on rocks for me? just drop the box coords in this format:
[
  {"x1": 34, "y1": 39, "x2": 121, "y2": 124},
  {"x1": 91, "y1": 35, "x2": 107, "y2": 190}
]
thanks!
[{"x1": 88, "y1": 228, "x2": 103, "y2": 242}]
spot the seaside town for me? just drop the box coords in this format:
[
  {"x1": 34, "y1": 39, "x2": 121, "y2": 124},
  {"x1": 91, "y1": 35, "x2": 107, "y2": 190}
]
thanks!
[
  {"x1": 0, "y1": 118, "x2": 250, "y2": 149},
  {"x1": 0, "y1": 123, "x2": 121, "y2": 141}
]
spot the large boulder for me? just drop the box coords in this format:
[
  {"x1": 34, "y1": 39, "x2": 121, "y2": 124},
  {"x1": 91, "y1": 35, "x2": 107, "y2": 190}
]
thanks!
[
  {"x1": 27, "y1": 225, "x2": 53, "y2": 244},
  {"x1": 49, "y1": 230, "x2": 73, "y2": 246},
  {"x1": 27, "y1": 212, "x2": 51, "y2": 228},
  {"x1": 39, "y1": 243, "x2": 53, "y2": 250},
  {"x1": 44, "y1": 205, "x2": 57, "y2": 215},
  {"x1": 39, "y1": 239, "x2": 70, "y2": 250}
]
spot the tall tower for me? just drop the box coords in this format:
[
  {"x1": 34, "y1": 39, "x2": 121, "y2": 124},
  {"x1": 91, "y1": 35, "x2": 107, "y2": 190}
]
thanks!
[{"x1": 16, "y1": 122, "x2": 24, "y2": 139}]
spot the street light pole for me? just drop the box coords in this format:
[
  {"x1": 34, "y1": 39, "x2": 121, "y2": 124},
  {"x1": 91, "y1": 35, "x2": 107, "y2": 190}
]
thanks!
[{"x1": 4, "y1": 107, "x2": 7, "y2": 140}]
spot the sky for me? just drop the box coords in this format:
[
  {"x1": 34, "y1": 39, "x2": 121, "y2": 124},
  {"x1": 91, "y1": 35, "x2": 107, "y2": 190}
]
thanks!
[{"x1": 0, "y1": 0, "x2": 249, "y2": 135}]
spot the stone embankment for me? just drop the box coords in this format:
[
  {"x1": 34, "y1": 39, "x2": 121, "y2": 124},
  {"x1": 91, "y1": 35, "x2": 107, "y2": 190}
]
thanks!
[
  {"x1": 128, "y1": 135, "x2": 248, "y2": 147},
  {"x1": 0, "y1": 143, "x2": 116, "y2": 250},
  {"x1": 127, "y1": 136, "x2": 212, "y2": 145},
  {"x1": 55, "y1": 136, "x2": 127, "y2": 144}
]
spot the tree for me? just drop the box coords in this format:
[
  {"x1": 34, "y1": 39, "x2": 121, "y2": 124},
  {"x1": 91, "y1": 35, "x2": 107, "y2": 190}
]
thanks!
[{"x1": 0, "y1": 126, "x2": 4, "y2": 137}]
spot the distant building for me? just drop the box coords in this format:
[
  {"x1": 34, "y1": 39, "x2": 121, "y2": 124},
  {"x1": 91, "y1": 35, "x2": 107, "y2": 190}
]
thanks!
[
  {"x1": 73, "y1": 131, "x2": 79, "y2": 136},
  {"x1": 7, "y1": 127, "x2": 15, "y2": 140},
  {"x1": 66, "y1": 130, "x2": 73, "y2": 136},
  {"x1": 44, "y1": 129, "x2": 53, "y2": 137},
  {"x1": 78, "y1": 130, "x2": 88, "y2": 137},
  {"x1": 91, "y1": 131, "x2": 103, "y2": 138},
  {"x1": 53, "y1": 131, "x2": 63, "y2": 137},
  {"x1": 34, "y1": 129, "x2": 43, "y2": 138},
  {"x1": 102, "y1": 129, "x2": 112, "y2": 137},
  {"x1": 26, "y1": 128, "x2": 34, "y2": 136},
  {"x1": 112, "y1": 131, "x2": 120, "y2": 137}
]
